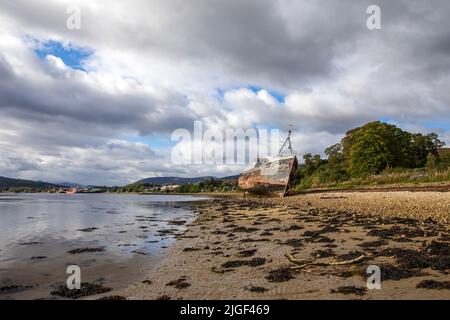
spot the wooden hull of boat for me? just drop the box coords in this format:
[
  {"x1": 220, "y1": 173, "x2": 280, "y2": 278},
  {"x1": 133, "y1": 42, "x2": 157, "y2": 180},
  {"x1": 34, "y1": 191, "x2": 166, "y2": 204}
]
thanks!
[{"x1": 238, "y1": 156, "x2": 298, "y2": 196}]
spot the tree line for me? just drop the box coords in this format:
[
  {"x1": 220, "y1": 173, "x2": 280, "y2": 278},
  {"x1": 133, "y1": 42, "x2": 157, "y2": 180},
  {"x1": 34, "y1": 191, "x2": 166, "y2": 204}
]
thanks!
[
  {"x1": 117, "y1": 179, "x2": 237, "y2": 193},
  {"x1": 295, "y1": 121, "x2": 450, "y2": 189}
]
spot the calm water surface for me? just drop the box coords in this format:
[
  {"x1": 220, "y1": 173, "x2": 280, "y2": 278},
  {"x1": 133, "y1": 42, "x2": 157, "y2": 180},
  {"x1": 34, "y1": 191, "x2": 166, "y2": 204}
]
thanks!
[{"x1": 0, "y1": 193, "x2": 208, "y2": 299}]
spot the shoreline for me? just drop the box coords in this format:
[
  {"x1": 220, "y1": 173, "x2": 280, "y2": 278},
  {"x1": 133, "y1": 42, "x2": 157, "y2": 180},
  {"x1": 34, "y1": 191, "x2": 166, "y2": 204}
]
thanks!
[
  {"x1": 3, "y1": 179, "x2": 450, "y2": 196},
  {"x1": 120, "y1": 191, "x2": 450, "y2": 300},
  {"x1": 0, "y1": 194, "x2": 204, "y2": 300}
]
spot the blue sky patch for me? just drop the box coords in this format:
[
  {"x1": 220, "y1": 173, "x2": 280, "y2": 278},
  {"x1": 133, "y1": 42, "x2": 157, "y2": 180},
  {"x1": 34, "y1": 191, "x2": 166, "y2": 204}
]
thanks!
[
  {"x1": 420, "y1": 120, "x2": 450, "y2": 131},
  {"x1": 381, "y1": 117, "x2": 450, "y2": 132},
  {"x1": 216, "y1": 85, "x2": 286, "y2": 103},
  {"x1": 246, "y1": 85, "x2": 286, "y2": 103},
  {"x1": 34, "y1": 40, "x2": 93, "y2": 71}
]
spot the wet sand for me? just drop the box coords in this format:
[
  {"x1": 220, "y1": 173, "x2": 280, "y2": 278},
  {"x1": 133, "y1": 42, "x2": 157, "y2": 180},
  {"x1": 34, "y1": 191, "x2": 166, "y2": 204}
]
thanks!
[{"x1": 121, "y1": 191, "x2": 450, "y2": 300}]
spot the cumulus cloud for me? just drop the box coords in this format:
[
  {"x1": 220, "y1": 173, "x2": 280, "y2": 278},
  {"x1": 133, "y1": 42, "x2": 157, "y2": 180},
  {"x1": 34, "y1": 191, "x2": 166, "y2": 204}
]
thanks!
[{"x1": 0, "y1": 0, "x2": 450, "y2": 184}]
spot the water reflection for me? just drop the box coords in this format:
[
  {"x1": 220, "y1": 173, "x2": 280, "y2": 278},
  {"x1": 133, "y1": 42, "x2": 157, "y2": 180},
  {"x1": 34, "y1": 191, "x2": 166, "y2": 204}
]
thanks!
[{"x1": 0, "y1": 193, "x2": 207, "y2": 299}]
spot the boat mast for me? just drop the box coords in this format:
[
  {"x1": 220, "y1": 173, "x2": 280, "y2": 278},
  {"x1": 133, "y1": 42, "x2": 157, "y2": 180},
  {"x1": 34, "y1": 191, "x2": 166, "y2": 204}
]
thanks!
[{"x1": 278, "y1": 129, "x2": 293, "y2": 156}]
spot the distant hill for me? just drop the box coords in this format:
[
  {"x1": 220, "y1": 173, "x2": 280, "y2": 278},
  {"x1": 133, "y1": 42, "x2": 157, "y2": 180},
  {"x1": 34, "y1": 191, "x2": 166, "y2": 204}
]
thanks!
[
  {"x1": 221, "y1": 174, "x2": 240, "y2": 181},
  {"x1": 134, "y1": 174, "x2": 240, "y2": 186},
  {"x1": 0, "y1": 176, "x2": 58, "y2": 190},
  {"x1": 57, "y1": 182, "x2": 84, "y2": 188}
]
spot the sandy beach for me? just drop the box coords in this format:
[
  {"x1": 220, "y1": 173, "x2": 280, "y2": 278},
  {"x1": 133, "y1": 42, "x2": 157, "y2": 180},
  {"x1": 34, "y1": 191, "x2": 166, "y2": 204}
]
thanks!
[{"x1": 120, "y1": 191, "x2": 450, "y2": 300}]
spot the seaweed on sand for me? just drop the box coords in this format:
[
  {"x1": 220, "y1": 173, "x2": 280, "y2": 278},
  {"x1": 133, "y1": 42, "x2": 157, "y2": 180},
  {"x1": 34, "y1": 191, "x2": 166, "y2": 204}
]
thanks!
[
  {"x1": 377, "y1": 246, "x2": 450, "y2": 271},
  {"x1": 283, "y1": 238, "x2": 304, "y2": 248},
  {"x1": 367, "y1": 226, "x2": 425, "y2": 239},
  {"x1": 77, "y1": 227, "x2": 99, "y2": 232},
  {"x1": 0, "y1": 285, "x2": 33, "y2": 295},
  {"x1": 51, "y1": 283, "x2": 111, "y2": 299},
  {"x1": 416, "y1": 280, "x2": 450, "y2": 290},
  {"x1": 372, "y1": 264, "x2": 426, "y2": 281},
  {"x1": 265, "y1": 268, "x2": 295, "y2": 283},
  {"x1": 221, "y1": 257, "x2": 266, "y2": 269},
  {"x1": 358, "y1": 240, "x2": 388, "y2": 248},
  {"x1": 311, "y1": 249, "x2": 335, "y2": 258},
  {"x1": 331, "y1": 286, "x2": 367, "y2": 296},
  {"x1": 166, "y1": 278, "x2": 191, "y2": 289},
  {"x1": 245, "y1": 286, "x2": 268, "y2": 293},
  {"x1": 67, "y1": 247, "x2": 105, "y2": 254},
  {"x1": 238, "y1": 249, "x2": 257, "y2": 257},
  {"x1": 337, "y1": 251, "x2": 365, "y2": 262},
  {"x1": 231, "y1": 226, "x2": 260, "y2": 233}
]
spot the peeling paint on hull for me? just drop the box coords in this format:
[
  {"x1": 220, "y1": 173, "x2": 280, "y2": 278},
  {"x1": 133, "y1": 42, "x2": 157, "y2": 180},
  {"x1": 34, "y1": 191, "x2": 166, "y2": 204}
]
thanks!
[{"x1": 238, "y1": 156, "x2": 298, "y2": 196}]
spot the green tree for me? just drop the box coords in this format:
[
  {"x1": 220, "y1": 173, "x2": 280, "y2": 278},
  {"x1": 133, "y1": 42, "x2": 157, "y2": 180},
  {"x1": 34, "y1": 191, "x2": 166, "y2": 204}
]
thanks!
[
  {"x1": 298, "y1": 153, "x2": 327, "y2": 179},
  {"x1": 344, "y1": 121, "x2": 445, "y2": 176},
  {"x1": 348, "y1": 122, "x2": 397, "y2": 176},
  {"x1": 406, "y1": 133, "x2": 445, "y2": 168},
  {"x1": 325, "y1": 143, "x2": 344, "y2": 164},
  {"x1": 294, "y1": 121, "x2": 447, "y2": 189}
]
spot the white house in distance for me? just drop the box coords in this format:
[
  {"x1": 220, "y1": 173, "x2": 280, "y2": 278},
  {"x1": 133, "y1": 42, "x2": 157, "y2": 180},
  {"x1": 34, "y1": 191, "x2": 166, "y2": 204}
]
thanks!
[{"x1": 160, "y1": 185, "x2": 181, "y2": 192}]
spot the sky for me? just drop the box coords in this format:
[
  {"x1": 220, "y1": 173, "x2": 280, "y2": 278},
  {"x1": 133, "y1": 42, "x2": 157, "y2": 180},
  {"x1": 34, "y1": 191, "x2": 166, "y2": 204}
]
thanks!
[{"x1": 1, "y1": 0, "x2": 450, "y2": 186}]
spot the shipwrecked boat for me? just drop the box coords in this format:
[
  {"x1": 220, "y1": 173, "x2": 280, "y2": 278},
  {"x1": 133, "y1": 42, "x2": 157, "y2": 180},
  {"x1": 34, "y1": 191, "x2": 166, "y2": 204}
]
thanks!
[{"x1": 238, "y1": 130, "x2": 298, "y2": 197}]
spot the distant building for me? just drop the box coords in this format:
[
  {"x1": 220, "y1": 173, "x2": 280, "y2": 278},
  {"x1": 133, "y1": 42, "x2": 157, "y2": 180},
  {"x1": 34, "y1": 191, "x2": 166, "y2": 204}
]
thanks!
[
  {"x1": 145, "y1": 186, "x2": 161, "y2": 192},
  {"x1": 160, "y1": 185, "x2": 181, "y2": 192}
]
